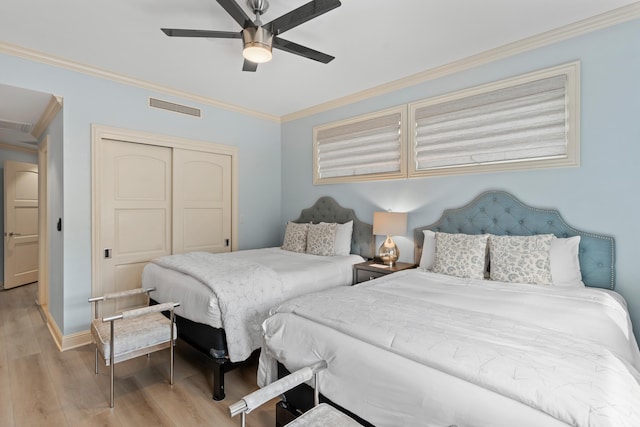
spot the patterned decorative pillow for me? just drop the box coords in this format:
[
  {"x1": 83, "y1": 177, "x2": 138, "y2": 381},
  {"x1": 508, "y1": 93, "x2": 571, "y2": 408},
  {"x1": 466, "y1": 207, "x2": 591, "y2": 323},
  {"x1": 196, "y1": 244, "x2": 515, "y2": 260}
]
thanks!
[
  {"x1": 306, "y1": 222, "x2": 338, "y2": 256},
  {"x1": 489, "y1": 234, "x2": 554, "y2": 285},
  {"x1": 281, "y1": 222, "x2": 309, "y2": 253},
  {"x1": 433, "y1": 233, "x2": 489, "y2": 279}
]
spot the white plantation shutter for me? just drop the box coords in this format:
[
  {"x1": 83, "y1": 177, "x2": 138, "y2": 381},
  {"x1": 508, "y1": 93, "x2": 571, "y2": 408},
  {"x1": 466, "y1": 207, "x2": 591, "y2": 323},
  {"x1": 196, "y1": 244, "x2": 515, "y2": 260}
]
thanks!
[
  {"x1": 314, "y1": 107, "x2": 406, "y2": 184},
  {"x1": 311, "y1": 63, "x2": 578, "y2": 184},
  {"x1": 410, "y1": 63, "x2": 579, "y2": 176}
]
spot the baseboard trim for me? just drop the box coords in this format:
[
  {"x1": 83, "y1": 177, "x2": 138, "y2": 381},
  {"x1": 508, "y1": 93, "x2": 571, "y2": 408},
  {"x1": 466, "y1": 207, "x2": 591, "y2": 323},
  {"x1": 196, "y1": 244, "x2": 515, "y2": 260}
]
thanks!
[
  {"x1": 61, "y1": 330, "x2": 93, "y2": 351},
  {"x1": 46, "y1": 311, "x2": 92, "y2": 351}
]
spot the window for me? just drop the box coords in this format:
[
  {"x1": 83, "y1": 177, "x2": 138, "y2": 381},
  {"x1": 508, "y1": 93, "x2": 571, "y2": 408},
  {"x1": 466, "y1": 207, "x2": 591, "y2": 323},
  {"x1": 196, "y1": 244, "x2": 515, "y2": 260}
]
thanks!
[
  {"x1": 313, "y1": 106, "x2": 406, "y2": 184},
  {"x1": 409, "y1": 62, "x2": 579, "y2": 177}
]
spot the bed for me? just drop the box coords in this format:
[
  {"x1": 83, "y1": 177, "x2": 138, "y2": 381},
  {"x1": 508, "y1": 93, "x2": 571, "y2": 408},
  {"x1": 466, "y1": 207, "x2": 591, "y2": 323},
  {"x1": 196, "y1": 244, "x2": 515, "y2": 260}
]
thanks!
[
  {"x1": 258, "y1": 190, "x2": 640, "y2": 427},
  {"x1": 144, "y1": 196, "x2": 374, "y2": 400}
]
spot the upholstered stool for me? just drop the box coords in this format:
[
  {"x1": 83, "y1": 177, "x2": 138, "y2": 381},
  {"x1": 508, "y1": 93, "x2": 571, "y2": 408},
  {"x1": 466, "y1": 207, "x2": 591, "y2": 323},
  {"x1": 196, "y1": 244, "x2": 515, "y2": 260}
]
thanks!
[
  {"x1": 285, "y1": 403, "x2": 361, "y2": 426},
  {"x1": 229, "y1": 360, "x2": 360, "y2": 426}
]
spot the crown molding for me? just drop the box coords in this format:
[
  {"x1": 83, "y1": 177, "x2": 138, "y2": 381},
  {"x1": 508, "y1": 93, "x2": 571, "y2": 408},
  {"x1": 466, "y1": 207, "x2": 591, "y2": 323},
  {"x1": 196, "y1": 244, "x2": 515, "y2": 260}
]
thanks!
[
  {"x1": 32, "y1": 95, "x2": 63, "y2": 140},
  {"x1": 0, "y1": 43, "x2": 280, "y2": 123},
  {"x1": 282, "y1": 3, "x2": 640, "y2": 122}
]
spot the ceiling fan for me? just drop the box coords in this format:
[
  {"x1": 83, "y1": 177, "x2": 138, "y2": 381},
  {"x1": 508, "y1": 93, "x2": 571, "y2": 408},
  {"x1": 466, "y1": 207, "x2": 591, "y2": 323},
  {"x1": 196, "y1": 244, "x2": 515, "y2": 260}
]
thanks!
[{"x1": 161, "y1": 0, "x2": 342, "y2": 72}]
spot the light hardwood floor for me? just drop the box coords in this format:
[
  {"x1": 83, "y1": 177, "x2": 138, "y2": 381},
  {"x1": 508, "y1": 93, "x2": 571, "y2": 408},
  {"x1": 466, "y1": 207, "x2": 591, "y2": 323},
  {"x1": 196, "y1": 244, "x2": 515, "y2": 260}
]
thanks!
[{"x1": 0, "y1": 283, "x2": 275, "y2": 426}]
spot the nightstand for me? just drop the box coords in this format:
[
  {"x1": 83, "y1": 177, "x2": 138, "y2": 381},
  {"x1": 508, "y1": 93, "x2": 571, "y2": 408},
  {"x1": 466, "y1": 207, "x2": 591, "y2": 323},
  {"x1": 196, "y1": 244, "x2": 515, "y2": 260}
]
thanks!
[{"x1": 352, "y1": 260, "x2": 417, "y2": 284}]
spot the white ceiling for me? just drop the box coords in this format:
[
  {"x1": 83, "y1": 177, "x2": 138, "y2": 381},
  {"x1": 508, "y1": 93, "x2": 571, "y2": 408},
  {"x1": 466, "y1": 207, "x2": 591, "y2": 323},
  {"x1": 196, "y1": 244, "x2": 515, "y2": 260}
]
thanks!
[{"x1": 0, "y1": 0, "x2": 638, "y2": 147}]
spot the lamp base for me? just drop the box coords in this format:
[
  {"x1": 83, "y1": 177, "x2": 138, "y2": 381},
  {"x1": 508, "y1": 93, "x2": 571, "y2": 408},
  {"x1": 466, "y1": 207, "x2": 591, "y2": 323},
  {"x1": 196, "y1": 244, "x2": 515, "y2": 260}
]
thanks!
[{"x1": 378, "y1": 235, "x2": 399, "y2": 266}]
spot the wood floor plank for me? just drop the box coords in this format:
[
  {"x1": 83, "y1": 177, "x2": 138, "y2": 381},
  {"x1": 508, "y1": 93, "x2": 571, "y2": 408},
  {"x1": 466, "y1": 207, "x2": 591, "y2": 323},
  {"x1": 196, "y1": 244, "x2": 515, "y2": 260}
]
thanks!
[
  {"x1": 0, "y1": 328, "x2": 16, "y2": 427},
  {"x1": 43, "y1": 336, "x2": 109, "y2": 425},
  {"x1": 9, "y1": 353, "x2": 68, "y2": 426},
  {"x1": 5, "y1": 327, "x2": 41, "y2": 361}
]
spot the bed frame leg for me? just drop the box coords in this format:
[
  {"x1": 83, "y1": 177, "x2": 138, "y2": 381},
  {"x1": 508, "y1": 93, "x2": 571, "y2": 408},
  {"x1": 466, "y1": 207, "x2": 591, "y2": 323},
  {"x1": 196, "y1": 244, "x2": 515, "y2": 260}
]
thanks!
[{"x1": 212, "y1": 360, "x2": 225, "y2": 400}]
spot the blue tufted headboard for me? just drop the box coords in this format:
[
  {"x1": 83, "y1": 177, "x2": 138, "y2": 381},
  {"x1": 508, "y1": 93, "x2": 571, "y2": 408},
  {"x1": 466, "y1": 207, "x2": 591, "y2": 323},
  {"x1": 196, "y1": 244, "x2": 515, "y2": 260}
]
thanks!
[
  {"x1": 414, "y1": 190, "x2": 615, "y2": 289},
  {"x1": 293, "y1": 196, "x2": 374, "y2": 259}
]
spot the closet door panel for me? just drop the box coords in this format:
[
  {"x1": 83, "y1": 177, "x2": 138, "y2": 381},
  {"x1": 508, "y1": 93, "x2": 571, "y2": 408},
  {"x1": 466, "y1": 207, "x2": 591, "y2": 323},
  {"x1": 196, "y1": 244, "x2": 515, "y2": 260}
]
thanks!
[
  {"x1": 173, "y1": 149, "x2": 232, "y2": 254},
  {"x1": 98, "y1": 139, "x2": 172, "y2": 314}
]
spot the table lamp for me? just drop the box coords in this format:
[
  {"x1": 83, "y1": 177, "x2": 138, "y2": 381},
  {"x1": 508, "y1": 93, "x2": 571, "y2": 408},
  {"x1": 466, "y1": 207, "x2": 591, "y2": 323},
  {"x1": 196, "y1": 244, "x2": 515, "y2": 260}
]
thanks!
[{"x1": 373, "y1": 211, "x2": 407, "y2": 266}]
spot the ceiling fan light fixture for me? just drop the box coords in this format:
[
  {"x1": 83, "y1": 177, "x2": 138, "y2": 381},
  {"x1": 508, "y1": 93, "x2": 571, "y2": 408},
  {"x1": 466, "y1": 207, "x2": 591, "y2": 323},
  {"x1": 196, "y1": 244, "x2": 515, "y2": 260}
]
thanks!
[
  {"x1": 242, "y1": 27, "x2": 273, "y2": 63},
  {"x1": 161, "y1": 0, "x2": 342, "y2": 71}
]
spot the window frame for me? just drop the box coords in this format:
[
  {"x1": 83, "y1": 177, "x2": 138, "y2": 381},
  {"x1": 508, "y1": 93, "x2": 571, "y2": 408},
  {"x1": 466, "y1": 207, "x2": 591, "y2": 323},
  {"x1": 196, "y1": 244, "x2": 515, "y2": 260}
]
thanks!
[
  {"x1": 313, "y1": 105, "x2": 407, "y2": 185},
  {"x1": 408, "y1": 61, "x2": 580, "y2": 178}
]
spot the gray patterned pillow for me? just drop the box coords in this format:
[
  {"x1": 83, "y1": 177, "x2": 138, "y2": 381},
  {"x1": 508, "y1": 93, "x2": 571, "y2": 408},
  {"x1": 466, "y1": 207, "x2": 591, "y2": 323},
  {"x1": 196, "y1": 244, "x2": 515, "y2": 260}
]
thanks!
[
  {"x1": 281, "y1": 222, "x2": 309, "y2": 253},
  {"x1": 433, "y1": 233, "x2": 489, "y2": 279},
  {"x1": 306, "y1": 222, "x2": 338, "y2": 256},
  {"x1": 489, "y1": 234, "x2": 554, "y2": 285}
]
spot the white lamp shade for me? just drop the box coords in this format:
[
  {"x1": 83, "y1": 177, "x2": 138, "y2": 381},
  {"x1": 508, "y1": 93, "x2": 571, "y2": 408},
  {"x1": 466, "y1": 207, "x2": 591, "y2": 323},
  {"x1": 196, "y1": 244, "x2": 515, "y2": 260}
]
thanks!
[{"x1": 373, "y1": 211, "x2": 407, "y2": 236}]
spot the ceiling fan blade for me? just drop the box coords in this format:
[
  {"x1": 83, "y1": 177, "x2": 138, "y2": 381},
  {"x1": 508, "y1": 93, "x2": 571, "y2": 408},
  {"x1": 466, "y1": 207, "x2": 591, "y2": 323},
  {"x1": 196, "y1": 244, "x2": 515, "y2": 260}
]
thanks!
[
  {"x1": 161, "y1": 28, "x2": 242, "y2": 39},
  {"x1": 265, "y1": 0, "x2": 341, "y2": 35},
  {"x1": 242, "y1": 59, "x2": 258, "y2": 72},
  {"x1": 273, "y1": 37, "x2": 334, "y2": 63},
  {"x1": 216, "y1": 0, "x2": 256, "y2": 29}
]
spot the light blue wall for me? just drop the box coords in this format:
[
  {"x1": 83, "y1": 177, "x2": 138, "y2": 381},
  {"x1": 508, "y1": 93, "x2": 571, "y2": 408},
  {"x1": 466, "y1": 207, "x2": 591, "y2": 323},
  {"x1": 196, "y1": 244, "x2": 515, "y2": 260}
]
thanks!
[
  {"x1": 0, "y1": 53, "x2": 282, "y2": 334},
  {"x1": 0, "y1": 147, "x2": 38, "y2": 288},
  {"x1": 281, "y1": 19, "x2": 640, "y2": 341},
  {"x1": 1, "y1": 17, "x2": 638, "y2": 341},
  {"x1": 46, "y1": 109, "x2": 64, "y2": 329}
]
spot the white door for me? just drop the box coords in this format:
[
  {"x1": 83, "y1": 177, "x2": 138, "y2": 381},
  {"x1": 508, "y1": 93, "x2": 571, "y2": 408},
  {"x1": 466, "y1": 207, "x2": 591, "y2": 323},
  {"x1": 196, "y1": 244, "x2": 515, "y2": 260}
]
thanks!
[
  {"x1": 4, "y1": 160, "x2": 38, "y2": 289},
  {"x1": 173, "y1": 149, "x2": 232, "y2": 254},
  {"x1": 98, "y1": 139, "x2": 172, "y2": 314}
]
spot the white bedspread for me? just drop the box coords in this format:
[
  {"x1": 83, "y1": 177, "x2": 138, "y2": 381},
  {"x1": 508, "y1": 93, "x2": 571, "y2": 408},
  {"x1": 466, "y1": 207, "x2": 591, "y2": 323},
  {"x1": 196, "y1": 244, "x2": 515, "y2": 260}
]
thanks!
[
  {"x1": 147, "y1": 247, "x2": 363, "y2": 362},
  {"x1": 259, "y1": 269, "x2": 640, "y2": 427}
]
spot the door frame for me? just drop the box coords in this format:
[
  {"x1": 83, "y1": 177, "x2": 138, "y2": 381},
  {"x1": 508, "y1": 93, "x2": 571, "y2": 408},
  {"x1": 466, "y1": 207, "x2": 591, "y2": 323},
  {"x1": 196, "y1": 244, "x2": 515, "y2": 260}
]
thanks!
[
  {"x1": 90, "y1": 125, "x2": 238, "y2": 300},
  {"x1": 38, "y1": 136, "x2": 49, "y2": 308}
]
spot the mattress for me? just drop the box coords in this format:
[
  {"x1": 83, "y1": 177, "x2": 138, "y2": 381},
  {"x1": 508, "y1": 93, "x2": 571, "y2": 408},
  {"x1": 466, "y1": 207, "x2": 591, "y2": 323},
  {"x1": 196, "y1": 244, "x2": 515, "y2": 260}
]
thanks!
[
  {"x1": 143, "y1": 247, "x2": 364, "y2": 361},
  {"x1": 259, "y1": 269, "x2": 640, "y2": 427}
]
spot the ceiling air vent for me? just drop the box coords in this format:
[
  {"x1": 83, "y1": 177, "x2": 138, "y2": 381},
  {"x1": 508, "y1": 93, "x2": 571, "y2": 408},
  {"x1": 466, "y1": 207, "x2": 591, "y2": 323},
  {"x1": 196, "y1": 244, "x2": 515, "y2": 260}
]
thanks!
[
  {"x1": 149, "y1": 98, "x2": 201, "y2": 117},
  {"x1": 0, "y1": 119, "x2": 33, "y2": 133}
]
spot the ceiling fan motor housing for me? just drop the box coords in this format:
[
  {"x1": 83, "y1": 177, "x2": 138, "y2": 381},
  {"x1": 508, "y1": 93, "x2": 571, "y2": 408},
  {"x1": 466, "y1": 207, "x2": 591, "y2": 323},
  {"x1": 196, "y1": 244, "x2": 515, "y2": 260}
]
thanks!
[{"x1": 247, "y1": 0, "x2": 269, "y2": 15}]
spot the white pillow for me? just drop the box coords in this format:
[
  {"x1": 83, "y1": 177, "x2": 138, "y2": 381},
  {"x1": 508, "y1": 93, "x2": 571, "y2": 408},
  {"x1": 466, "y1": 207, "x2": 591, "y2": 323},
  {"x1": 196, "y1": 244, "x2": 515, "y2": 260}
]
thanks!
[
  {"x1": 489, "y1": 234, "x2": 553, "y2": 285},
  {"x1": 550, "y1": 236, "x2": 583, "y2": 287},
  {"x1": 333, "y1": 220, "x2": 353, "y2": 256},
  {"x1": 281, "y1": 222, "x2": 309, "y2": 253},
  {"x1": 306, "y1": 222, "x2": 338, "y2": 256},
  {"x1": 418, "y1": 230, "x2": 436, "y2": 270},
  {"x1": 433, "y1": 232, "x2": 489, "y2": 279}
]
